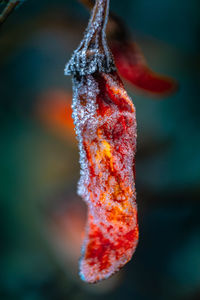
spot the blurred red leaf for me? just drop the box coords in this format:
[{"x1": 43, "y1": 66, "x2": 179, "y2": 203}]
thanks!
[{"x1": 111, "y1": 40, "x2": 178, "y2": 97}]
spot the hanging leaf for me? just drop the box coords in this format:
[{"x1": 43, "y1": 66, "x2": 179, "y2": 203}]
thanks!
[{"x1": 65, "y1": 0, "x2": 138, "y2": 283}]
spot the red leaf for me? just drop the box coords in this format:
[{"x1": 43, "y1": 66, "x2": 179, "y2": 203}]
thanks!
[{"x1": 111, "y1": 41, "x2": 178, "y2": 97}]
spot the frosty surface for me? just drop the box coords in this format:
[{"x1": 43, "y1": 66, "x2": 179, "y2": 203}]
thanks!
[{"x1": 72, "y1": 72, "x2": 138, "y2": 282}]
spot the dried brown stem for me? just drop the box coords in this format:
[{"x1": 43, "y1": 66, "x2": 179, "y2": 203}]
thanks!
[
  {"x1": 65, "y1": 0, "x2": 116, "y2": 76},
  {"x1": 78, "y1": 0, "x2": 129, "y2": 41}
]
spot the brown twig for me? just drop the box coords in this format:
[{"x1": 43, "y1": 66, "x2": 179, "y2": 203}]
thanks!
[{"x1": 0, "y1": 0, "x2": 20, "y2": 26}]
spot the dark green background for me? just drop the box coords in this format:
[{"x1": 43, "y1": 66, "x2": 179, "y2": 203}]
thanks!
[{"x1": 1, "y1": 0, "x2": 200, "y2": 299}]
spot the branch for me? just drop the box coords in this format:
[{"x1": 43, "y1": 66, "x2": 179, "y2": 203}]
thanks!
[{"x1": 0, "y1": 0, "x2": 20, "y2": 26}]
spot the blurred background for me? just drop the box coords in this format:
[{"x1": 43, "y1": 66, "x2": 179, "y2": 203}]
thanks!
[{"x1": 0, "y1": 0, "x2": 200, "y2": 299}]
